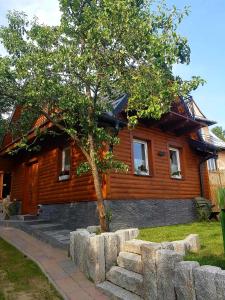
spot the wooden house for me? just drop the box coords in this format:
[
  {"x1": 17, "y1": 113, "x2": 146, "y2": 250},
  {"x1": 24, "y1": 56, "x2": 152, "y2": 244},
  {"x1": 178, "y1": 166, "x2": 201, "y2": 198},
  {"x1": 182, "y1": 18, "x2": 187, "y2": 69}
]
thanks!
[{"x1": 0, "y1": 96, "x2": 217, "y2": 229}]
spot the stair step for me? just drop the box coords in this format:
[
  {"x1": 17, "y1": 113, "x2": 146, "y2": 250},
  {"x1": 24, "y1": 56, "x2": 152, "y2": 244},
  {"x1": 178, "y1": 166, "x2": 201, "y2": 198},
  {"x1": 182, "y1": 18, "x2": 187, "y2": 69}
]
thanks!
[
  {"x1": 123, "y1": 240, "x2": 148, "y2": 255},
  {"x1": 97, "y1": 281, "x2": 143, "y2": 300},
  {"x1": 106, "y1": 266, "x2": 143, "y2": 296},
  {"x1": 117, "y1": 252, "x2": 142, "y2": 274},
  {"x1": 17, "y1": 215, "x2": 38, "y2": 221},
  {"x1": 30, "y1": 223, "x2": 63, "y2": 231}
]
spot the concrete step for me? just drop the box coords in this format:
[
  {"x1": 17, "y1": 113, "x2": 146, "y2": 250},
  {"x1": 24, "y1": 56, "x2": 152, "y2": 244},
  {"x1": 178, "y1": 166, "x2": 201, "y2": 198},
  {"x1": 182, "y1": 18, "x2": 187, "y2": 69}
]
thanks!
[
  {"x1": 117, "y1": 252, "x2": 142, "y2": 274},
  {"x1": 106, "y1": 266, "x2": 143, "y2": 296},
  {"x1": 17, "y1": 214, "x2": 38, "y2": 221},
  {"x1": 97, "y1": 281, "x2": 143, "y2": 300},
  {"x1": 30, "y1": 223, "x2": 63, "y2": 231},
  {"x1": 123, "y1": 240, "x2": 148, "y2": 255}
]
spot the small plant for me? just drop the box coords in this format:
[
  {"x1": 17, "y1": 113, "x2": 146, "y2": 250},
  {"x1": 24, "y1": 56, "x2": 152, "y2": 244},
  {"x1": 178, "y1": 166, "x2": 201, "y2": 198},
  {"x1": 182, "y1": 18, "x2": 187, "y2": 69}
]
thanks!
[
  {"x1": 217, "y1": 188, "x2": 225, "y2": 253},
  {"x1": 106, "y1": 208, "x2": 113, "y2": 230}
]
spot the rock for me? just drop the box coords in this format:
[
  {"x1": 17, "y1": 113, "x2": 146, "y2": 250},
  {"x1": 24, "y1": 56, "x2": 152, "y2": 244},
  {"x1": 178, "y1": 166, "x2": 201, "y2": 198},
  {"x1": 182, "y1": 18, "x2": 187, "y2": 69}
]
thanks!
[
  {"x1": 215, "y1": 269, "x2": 225, "y2": 300},
  {"x1": 161, "y1": 242, "x2": 174, "y2": 250},
  {"x1": 127, "y1": 228, "x2": 139, "y2": 240},
  {"x1": 69, "y1": 231, "x2": 77, "y2": 260},
  {"x1": 102, "y1": 232, "x2": 118, "y2": 272},
  {"x1": 86, "y1": 225, "x2": 101, "y2": 234},
  {"x1": 174, "y1": 261, "x2": 200, "y2": 300},
  {"x1": 185, "y1": 234, "x2": 200, "y2": 253},
  {"x1": 86, "y1": 234, "x2": 106, "y2": 284},
  {"x1": 97, "y1": 281, "x2": 143, "y2": 300},
  {"x1": 123, "y1": 239, "x2": 149, "y2": 255},
  {"x1": 194, "y1": 265, "x2": 221, "y2": 300},
  {"x1": 115, "y1": 229, "x2": 131, "y2": 252},
  {"x1": 73, "y1": 230, "x2": 90, "y2": 272},
  {"x1": 172, "y1": 240, "x2": 187, "y2": 255},
  {"x1": 156, "y1": 249, "x2": 183, "y2": 300},
  {"x1": 140, "y1": 242, "x2": 162, "y2": 300},
  {"x1": 117, "y1": 251, "x2": 142, "y2": 274},
  {"x1": 106, "y1": 266, "x2": 143, "y2": 296}
]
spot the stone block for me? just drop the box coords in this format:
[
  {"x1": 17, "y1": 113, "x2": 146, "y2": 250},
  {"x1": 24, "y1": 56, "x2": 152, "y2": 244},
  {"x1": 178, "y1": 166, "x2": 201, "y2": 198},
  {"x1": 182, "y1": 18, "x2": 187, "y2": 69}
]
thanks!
[
  {"x1": 86, "y1": 234, "x2": 105, "y2": 284},
  {"x1": 117, "y1": 251, "x2": 142, "y2": 274},
  {"x1": 194, "y1": 265, "x2": 221, "y2": 300},
  {"x1": 86, "y1": 225, "x2": 101, "y2": 234},
  {"x1": 174, "y1": 261, "x2": 200, "y2": 300},
  {"x1": 215, "y1": 269, "x2": 225, "y2": 300},
  {"x1": 127, "y1": 228, "x2": 139, "y2": 240},
  {"x1": 123, "y1": 239, "x2": 149, "y2": 255},
  {"x1": 185, "y1": 234, "x2": 200, "y2": 253},
  {"x1": 172, "y1": 240, "x2": 187, "y2": 255},
  {"x1": 161, "y1": 242, "x2": 174, "y2": 250},
  {"x1": 106, "y1": 266, "x2": 143, "y2": 296},
  {"x1": 102, "y1": 232, "x2": 118, "y2": 272},
  {"x1": 69, "y1": 231, "x2": 77, "y2": 260},
  {"x1": 156, "y1": 249, "x2": 183, "y2": 300},
  {"x1": 72, "y1": 230, "x2": 90, "y2": 272},
  {"x1": 115, "y1": 229, "x2": 131, "y2": 253},
  {"x1": 97, "y1": 281, "x2": 143, "y2": 300},
  {"x1": 140, "y1": 242, "x2": 162, "y2": 300}
]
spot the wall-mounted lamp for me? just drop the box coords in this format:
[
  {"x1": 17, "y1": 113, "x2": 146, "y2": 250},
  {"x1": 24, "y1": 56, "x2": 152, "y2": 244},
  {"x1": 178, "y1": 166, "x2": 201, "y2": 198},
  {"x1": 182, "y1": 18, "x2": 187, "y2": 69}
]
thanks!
[{"x1": 158, "y1": 151, "x2": 166, "y2": 157}]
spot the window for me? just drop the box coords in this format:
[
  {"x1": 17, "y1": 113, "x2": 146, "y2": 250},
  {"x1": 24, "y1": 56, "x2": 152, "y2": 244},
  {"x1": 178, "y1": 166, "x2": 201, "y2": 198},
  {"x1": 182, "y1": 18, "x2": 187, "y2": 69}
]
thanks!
[
  {"x1": 169, "y1": 147, "x2": 182, "y2": 179},
  {"x1": 133, "y1": 139, "x2": 149, "y2": 175},
  {"x1": 208, "y1": 158, "x2": 217, "y2": 172},
  {"x1": 59, "y1": 147, "x2": 71, "y2": 180}
]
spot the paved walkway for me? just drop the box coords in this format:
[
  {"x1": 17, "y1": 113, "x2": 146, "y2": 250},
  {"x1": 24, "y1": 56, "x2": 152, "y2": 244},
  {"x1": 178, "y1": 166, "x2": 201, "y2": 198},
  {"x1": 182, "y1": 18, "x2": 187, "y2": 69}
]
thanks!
[{"x1": 0, "y1": 226, "x2": 108, "y2": 300}]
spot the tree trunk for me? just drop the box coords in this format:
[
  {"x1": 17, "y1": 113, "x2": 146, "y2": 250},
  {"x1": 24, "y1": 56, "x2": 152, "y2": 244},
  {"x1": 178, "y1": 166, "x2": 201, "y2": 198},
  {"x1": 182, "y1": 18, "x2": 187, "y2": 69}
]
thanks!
[{"x1": 88, "y1": 134, "x2": 108, "y2": 232}]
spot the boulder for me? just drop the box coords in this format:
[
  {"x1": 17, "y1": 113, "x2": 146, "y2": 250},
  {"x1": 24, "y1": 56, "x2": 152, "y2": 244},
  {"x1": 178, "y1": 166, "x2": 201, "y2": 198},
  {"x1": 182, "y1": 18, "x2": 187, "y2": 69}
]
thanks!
[{"x1": 174, "y1": 261, "x2": 199, "y2": 300}]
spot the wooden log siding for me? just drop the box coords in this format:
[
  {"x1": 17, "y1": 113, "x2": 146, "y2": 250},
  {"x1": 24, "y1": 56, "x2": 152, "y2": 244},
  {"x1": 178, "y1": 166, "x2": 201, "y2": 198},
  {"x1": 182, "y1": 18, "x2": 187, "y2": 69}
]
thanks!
[
  {"x1": 108, "y1": 125, "x2": 210, "y2": 200},
  {"x1": 10, "y1": 123, "x2": 210, "y2": 209}
]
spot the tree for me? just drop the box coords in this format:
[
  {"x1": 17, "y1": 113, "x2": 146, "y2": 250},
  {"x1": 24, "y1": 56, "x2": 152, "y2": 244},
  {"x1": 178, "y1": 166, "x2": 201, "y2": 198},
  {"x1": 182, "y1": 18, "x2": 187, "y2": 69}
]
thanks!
[
  {"x1": 212, "y1": 126, "x2": 225, "y2": 142},
  {"x1": 0, "y1": 0, "x2": 204, "y2": 232}
]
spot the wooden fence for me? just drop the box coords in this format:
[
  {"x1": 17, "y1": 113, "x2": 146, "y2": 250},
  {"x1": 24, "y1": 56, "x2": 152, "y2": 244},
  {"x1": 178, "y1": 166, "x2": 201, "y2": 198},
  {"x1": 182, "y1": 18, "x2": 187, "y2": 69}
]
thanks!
[{"x1": 208, "y1": 170, "x2": 225, "y2": 207}]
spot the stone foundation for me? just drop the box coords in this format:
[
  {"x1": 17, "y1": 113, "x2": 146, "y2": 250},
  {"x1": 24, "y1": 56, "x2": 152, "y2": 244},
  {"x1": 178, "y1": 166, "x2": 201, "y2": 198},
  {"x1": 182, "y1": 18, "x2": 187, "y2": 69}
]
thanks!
[{"x1": 39, "y1": 199, "x2": 197, "y2": 230}]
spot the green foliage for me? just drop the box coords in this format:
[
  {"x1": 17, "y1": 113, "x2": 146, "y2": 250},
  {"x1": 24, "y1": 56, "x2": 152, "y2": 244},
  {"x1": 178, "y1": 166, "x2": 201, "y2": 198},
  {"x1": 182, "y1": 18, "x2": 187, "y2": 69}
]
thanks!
[
  {"x1": 0, "y1": 0, "x2": 204, "y2": 177},
  {"x1": 217, "y1": 188, "x2": 225, "y2": 210},
  {"x1": 212, "y1": 126, "x2": 225, "y2": 142}
]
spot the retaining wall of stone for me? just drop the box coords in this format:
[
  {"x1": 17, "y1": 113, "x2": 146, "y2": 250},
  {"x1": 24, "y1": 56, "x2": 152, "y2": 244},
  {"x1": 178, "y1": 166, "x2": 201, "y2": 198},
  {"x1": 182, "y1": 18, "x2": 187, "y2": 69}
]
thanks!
[
  {"x1": 39, "y1": 199, "x2": 197, "y2": 230},
  {"x1": 70, "y1": 227, "x2": 225, "y2": 300}
]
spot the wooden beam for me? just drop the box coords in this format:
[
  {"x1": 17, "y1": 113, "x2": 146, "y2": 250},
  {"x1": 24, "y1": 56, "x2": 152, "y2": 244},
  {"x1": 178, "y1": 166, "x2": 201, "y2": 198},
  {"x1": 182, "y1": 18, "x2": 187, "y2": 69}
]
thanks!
[{"x1": 175, "y1": 124, "x2": 201, "y2": 136}]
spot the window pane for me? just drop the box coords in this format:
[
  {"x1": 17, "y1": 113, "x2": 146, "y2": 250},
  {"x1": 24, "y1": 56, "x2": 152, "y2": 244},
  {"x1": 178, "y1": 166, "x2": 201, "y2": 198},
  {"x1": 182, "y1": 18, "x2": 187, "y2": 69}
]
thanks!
[
  {"x1": 133, "y1": 141, "x2": 148, "y2": 174},
  {"x1": 170, "y1": 148, "x2": 181, "y2": 178},
  {"x1": 62, "y1": 148, "x2": 71, "y2": 171}
]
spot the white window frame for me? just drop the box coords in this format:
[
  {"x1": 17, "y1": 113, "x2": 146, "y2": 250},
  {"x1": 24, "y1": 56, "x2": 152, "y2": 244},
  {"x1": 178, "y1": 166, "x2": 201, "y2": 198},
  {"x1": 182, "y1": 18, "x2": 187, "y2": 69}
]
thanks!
[
  {"x1": 61, "y1": 147, "x2": 71, "y2": 172},
  {"x1": 169, "y1": 147, "x2": 182, "y2": 179},
  {"x1": 133, "y1": 139, "x2": 149, "y2": 176}
]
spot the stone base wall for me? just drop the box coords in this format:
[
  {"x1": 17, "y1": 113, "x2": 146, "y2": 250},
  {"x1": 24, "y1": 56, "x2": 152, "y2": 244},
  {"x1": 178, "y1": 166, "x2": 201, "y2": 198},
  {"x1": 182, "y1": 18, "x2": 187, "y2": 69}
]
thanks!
[{"x1": 39, "y1": 199, "x2": 197, "y2": 230}]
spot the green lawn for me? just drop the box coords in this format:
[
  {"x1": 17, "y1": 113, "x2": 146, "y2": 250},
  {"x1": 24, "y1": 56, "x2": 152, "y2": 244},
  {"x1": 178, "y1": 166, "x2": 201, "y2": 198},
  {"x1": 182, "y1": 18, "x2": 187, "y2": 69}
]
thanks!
[
  {"x1": 0, "y1": 238, "x2": 62, "y2": 300},
  {"x1": 139, "y1": 222, "x2": 225, "y2": 269}
]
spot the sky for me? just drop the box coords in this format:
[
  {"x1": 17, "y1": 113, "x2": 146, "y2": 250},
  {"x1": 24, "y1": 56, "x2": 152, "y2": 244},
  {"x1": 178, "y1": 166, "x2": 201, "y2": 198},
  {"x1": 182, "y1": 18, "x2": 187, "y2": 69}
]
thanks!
[{"x1": 0, "y1": 0, "x2": 224, "y2": 128}]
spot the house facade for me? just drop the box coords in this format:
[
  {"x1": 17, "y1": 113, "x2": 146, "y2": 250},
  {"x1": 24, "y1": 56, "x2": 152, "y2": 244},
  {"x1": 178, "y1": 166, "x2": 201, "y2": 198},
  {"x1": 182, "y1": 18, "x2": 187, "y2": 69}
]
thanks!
[{"x1": 0, "y1": 97, "x2": 215, "y2": 229}]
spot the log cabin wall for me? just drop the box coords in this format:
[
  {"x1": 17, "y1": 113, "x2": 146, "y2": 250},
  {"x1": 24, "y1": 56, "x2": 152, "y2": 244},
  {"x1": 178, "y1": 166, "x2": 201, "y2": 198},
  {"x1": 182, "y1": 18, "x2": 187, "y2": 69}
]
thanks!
[
  {"x1": 108, "y1": 125, "x2": 210, "y2": 200},
  {"x1": 10, "y1": 143, "x2": 97, "y2": 208}
]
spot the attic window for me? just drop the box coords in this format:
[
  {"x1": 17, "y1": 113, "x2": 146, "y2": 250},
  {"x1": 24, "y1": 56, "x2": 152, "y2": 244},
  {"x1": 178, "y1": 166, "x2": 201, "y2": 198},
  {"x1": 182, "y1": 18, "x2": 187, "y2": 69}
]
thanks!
[
  {"x1": 169, "y1": 147, "x2": 182, "y2": 179},
  {"x1": 133, "y1": 139, "x2": 149, "y2": 175},
  {"x1": 208, "y1": 158, "x2": 217, "y2": 172}
]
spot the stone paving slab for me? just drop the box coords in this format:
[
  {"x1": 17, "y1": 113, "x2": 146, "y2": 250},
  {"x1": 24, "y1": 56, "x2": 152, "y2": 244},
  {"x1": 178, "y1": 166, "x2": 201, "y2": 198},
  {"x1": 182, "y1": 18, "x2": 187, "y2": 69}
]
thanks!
[{"x1": 0, "y1": 226, "x2": 109, "y2": 300}]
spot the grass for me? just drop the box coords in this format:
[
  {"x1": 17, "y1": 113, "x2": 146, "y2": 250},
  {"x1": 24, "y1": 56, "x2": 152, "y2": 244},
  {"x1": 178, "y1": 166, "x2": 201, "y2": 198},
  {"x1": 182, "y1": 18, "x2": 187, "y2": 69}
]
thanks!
[
  {"x1": 139, "y1": 222, "x2": 225, "y2": 269},
  {"x1": 0, "y1": 238, "x2": 62, "y2": 300}
]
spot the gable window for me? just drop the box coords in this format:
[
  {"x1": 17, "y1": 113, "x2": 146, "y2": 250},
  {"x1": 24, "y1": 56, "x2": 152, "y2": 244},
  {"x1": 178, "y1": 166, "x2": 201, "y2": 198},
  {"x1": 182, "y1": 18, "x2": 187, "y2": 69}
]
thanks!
[
  {"x1": 169, "y1": 147, "x2": 182, "y2": 179},
  {"x1": 208, "y1": 158, "x2": 217, "y2": 172},
  {"x1": 59, "y1": 147, "x2": 71, "y2": 181},
  {"x1": 133, "y1": 139, "x2": 149, "y2": 175}
]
